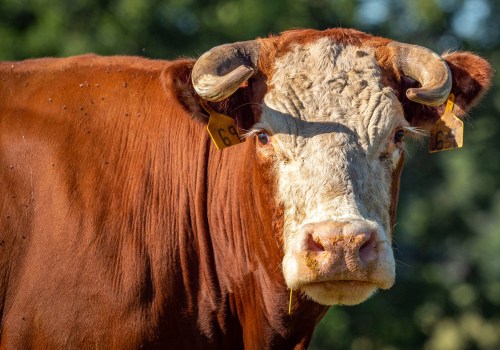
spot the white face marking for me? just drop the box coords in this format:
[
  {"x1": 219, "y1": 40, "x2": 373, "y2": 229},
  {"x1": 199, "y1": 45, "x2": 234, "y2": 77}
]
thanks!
[{"x1": 254, "y1": 38, "x2": 408, "y2": 305}]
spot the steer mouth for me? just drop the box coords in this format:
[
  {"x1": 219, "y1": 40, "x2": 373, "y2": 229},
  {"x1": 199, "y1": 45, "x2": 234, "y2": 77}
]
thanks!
[
  {"x1": 299, "y1": 279, "x2": 386, "y2": 306},
  {"x1": 284, "y1": 253, "x2": 396, "y2": 306}
]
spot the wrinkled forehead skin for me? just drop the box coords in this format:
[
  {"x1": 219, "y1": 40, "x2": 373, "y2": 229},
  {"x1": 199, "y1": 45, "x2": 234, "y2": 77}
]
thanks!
[{"x1": 254, "y1": 37, "x2": 408, "y2": 305}]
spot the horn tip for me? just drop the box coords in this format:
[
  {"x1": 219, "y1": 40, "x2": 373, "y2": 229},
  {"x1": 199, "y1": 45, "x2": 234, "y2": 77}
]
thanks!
[{"x1": 406, "y1": 88, "x2": 449, "y2": 107}]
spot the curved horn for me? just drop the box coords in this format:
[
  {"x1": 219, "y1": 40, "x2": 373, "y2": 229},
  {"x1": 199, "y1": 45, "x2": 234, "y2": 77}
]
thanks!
[
  {"x1": 192, "y1": 40, "x2": 260, "y2": 102},
  {"x1": 388, "y1": 42, "x2": 452, "y2": 106}
]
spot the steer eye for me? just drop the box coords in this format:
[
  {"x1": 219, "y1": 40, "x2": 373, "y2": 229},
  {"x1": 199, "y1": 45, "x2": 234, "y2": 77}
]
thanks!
[
  {"x1": 394, "y1": 129, "x2": 405, "y2": 143},
  {"x1": 257, "y1": 131, "x2": 270, "y2": 145}
]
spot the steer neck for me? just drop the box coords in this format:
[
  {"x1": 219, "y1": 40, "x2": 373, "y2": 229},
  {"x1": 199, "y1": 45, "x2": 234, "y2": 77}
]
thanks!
[{"x1": 204, "y1": 138, "x2": 329, "y2": 349}]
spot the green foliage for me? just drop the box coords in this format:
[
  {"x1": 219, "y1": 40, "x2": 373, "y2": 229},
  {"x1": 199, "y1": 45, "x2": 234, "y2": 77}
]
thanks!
[{"x1": 1, "y1": 0, "x2": 499, "y2": 348}]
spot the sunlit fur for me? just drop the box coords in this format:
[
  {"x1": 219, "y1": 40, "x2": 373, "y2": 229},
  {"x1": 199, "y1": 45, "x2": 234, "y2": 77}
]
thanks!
[
  {"x1": 253, "y1": 39, "x2": 408, "y2": 305},
  {"x1": 0, "y1": 28, "x2": 492, "y2": 349}
]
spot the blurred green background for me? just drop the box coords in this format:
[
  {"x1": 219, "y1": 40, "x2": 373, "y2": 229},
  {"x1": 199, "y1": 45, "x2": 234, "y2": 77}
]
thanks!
[{"x1": 1, "y1": 0, "x2": 498, "y2": 348}]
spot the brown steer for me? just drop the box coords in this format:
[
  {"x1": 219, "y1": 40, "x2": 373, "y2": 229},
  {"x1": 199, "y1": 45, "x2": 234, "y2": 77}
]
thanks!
[{"x1": 0, "y1": 28, "x2": 492, "y2": 349}]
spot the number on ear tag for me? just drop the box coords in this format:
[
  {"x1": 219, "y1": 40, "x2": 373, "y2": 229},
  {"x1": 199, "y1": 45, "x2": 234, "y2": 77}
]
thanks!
[
  {"x1": 199, "y1": 99, "x2": 242, "y2": 150},
  {"x1": 206, "y1": 111, "x2": 242, "y2": 150},
  {"x1": 429, "y1": 93, "x2": 464, "y2": 153}
]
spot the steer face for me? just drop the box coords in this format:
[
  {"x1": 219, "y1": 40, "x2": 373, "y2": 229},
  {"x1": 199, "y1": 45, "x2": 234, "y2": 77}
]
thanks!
[
  {"x1": 191, "y1": 28, "x2": 492, "y2": 307},
  {"x1": 253, "y1": 39, "x2": 404, "y2": 305}
]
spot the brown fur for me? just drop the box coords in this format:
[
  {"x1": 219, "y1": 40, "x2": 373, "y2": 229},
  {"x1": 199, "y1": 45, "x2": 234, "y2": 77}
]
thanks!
[
  {"x1": 0, "y1": 28, "x2": 492, "y2": 349},
  {"x1": 0, "y1": 54, "x2": 325, "y2": 349}
]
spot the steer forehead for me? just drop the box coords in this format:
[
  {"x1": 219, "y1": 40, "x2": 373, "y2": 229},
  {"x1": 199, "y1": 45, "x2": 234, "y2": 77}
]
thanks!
[
  {"x1": 261, "y1": 37, "x2": 405, "y2": 153},
  {"x1": 254, "y1": 36, "x2": 408, "y2": 233}
]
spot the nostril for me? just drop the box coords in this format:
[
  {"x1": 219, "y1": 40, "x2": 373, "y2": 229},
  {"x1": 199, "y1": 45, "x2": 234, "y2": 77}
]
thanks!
[
  {"x1": 358, "y1": 233, "x2": 377, "y2": 264},
  {"x1": 305, "y1": 233, "x2": 325, "y2": 252}
]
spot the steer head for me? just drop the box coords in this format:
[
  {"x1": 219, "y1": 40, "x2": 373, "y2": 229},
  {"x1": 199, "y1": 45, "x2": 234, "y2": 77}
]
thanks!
[{"x1": 189, "y1": 29, "x2": 491, "y2": 306}]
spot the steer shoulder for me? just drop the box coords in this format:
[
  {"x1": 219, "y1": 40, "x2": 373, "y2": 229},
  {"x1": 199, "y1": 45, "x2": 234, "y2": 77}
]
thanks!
[{"x1": 0, "y1": 54, "x2": 206, "y2": 348}]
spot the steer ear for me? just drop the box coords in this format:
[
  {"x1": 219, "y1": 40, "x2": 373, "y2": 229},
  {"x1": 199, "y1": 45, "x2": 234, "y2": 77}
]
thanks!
[
  {"x1": 167, "y1": 41, "x2": 262, "y2": 125},
  {"x1": 191, "y1": 41, "x2": 261, "y2": 130},
  {"x1": 405, "y1": 51, "x2": 493, "y2": 129},
  {"x1": 441, "y1": 52, "x2": 493, "y2": 117}
]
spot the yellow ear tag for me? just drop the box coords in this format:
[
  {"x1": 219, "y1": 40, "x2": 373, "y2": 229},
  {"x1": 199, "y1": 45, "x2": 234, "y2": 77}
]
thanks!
[
  {"x1": 429, "y1": 93, "x2": 464, "y2": 153},
  {"x1": 201, "y1": 100, "x2": 243, "y2": 150}
]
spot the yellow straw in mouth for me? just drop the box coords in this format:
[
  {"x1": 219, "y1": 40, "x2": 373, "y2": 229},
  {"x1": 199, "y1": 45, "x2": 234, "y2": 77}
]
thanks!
[{"x1": 288, "y1": 289, "x2": 293, "y2": 315}]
